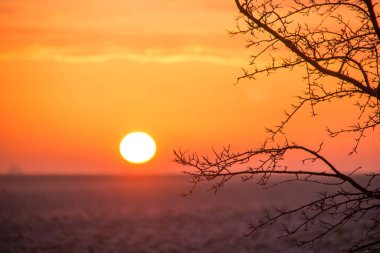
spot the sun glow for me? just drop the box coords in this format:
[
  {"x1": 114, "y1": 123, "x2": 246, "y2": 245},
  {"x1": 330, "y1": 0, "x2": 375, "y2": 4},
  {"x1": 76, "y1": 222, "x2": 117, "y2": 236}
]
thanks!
[{"x1": 119, "y1": 132, "x2": 156, "y2": 164}]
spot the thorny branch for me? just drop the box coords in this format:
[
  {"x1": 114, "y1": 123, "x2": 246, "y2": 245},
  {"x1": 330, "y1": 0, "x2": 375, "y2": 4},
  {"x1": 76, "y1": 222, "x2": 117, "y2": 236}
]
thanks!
[
  {"x1": 174, "y1": 142, "x2": 380, "y2": 252},
  {"x1": 175, "y1": 0, "x2": 380, "y2": 252},
  {"x1": 232, "y1": 0, "x2": 380, "y2": 149}
]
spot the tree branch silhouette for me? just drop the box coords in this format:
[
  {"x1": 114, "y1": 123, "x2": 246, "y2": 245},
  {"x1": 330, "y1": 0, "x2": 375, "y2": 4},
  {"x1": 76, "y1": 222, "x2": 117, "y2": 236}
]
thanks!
[{"x1": 175, "y1": 0, "x2": 380, "y2": 252}]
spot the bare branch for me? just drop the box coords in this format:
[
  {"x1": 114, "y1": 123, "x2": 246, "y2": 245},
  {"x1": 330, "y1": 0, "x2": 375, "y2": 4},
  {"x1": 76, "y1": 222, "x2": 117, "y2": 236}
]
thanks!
[{"x1": 175, "y1": 0, "x2": 380, "y2": 251}]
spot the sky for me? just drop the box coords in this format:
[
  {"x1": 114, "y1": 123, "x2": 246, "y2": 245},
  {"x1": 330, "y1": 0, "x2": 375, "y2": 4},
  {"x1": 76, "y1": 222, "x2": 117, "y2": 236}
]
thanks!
[{"x1": 0, "y1": 0, "x2": 379, "y2": 175}]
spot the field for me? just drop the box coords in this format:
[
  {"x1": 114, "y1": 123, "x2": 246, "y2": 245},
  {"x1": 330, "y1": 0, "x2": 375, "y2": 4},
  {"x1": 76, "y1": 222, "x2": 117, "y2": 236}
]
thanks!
[{"x1": 0, "y1": 175, "x2": 369, "y2": 252}]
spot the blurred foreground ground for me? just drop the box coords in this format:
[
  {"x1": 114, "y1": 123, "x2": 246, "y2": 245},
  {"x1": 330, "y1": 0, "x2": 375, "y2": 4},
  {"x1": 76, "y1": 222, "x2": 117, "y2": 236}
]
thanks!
[{"x1": 0, "y1": 175, "x2": 371, "y2": 252}]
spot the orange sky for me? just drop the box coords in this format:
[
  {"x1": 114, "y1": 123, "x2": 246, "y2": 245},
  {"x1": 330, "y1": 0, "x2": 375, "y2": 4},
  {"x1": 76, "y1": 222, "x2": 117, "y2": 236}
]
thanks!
[{"x1": 1, "y1": 0, "x2": 379, "y2": 175}]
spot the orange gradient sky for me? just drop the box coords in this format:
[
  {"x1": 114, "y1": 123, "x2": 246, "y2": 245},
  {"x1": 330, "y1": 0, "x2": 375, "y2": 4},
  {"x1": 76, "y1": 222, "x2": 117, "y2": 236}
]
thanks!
[{"x1": 1, "y1": 0, "x2": 379, "y2": 175}]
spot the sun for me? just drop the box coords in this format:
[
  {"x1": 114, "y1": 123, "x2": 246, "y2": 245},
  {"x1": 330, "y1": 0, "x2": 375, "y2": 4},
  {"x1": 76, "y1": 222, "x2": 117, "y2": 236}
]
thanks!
[{"x1": 119, "y1": 132, "x2": 156, "y2": 164}]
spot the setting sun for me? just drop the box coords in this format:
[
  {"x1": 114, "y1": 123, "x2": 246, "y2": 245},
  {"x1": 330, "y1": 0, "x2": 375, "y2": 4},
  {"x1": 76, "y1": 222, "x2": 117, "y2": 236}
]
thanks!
[{"x1": 119, "y1": 132, "x2": 156, "y2": 164}]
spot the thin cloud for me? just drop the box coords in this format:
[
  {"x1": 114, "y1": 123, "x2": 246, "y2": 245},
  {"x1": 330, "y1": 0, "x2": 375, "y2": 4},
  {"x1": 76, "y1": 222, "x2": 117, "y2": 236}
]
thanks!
[{"x1": 0, "y1": 46, "x2": 246, "y2": 66}]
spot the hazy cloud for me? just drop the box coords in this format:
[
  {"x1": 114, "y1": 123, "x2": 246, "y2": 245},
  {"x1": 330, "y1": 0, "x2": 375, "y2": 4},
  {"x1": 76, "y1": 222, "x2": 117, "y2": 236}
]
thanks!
[
  {"x1": 0, "y1": 0, "x2": 244, "y2": 64},
  {"x1": 0, "y1": 45, "x2": 246, "y2": 65}
]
